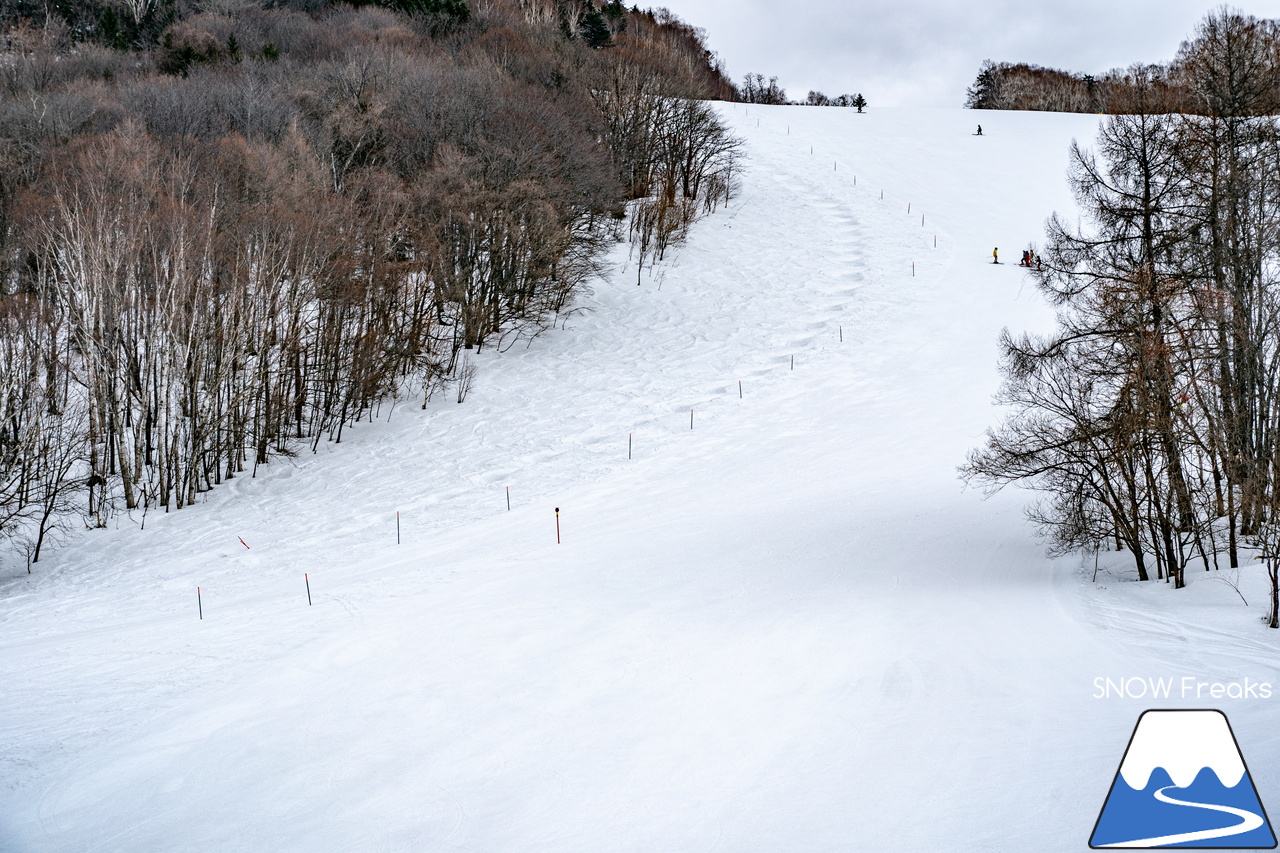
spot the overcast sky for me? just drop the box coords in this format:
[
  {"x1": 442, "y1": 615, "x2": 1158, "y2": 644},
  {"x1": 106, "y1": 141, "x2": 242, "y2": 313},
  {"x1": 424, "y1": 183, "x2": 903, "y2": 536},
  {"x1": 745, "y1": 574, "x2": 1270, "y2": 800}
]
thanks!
[{"x1": 659, "y1": 1, "x2": 1280, "y2": 107}]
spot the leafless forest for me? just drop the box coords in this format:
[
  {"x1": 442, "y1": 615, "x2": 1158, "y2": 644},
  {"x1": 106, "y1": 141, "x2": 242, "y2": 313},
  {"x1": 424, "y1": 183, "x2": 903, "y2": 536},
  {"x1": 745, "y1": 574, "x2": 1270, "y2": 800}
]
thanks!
[
  {"x1": 0, "y1": 0, "x2": 741, "y2": 562},
  {"x1": 965, "y1": 10, "x2": 1280, "y2": 626},
  {"x1": 965, "y1": 59, "x2": 1193, "y2": 114}
]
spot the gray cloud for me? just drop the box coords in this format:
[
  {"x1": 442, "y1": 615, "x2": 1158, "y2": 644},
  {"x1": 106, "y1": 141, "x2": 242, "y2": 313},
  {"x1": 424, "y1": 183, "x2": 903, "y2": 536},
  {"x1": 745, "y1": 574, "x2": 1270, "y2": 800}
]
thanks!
[{"x1": 661, "y1": 1, "x2": 1280, "y2": 106}]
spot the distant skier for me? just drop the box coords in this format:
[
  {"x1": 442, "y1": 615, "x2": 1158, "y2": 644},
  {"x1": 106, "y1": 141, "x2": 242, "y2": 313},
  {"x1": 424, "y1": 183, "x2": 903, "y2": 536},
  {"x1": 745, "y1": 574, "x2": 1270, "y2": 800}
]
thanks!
[
  {"x1": 1020, "y1": 250, "x2": 1030, "y2": 267},
  {"x1": 992, "y1": 247, "x2": 999, "y2": 264},
  {"x1": 976, "y1": 125, "x2": 983, "y2": 136}
]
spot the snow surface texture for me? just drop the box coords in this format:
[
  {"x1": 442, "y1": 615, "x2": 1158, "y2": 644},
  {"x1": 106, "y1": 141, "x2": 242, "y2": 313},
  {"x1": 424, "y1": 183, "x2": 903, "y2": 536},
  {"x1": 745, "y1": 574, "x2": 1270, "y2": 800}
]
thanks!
[{"x1": 4, "y1": 106, "x2": 1280, "y2": 852}]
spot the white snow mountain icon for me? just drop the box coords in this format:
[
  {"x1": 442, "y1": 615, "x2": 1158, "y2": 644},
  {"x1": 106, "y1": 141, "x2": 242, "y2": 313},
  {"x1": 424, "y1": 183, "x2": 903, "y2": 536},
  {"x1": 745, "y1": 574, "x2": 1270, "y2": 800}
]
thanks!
[{"x1": 1090, "y1": 710, "x2": 1276, "y2": 848}]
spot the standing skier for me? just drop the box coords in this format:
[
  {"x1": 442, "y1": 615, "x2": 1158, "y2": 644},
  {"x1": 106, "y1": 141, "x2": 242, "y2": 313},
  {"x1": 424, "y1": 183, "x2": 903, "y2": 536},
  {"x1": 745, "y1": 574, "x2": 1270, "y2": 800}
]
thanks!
[
  {"x1": 992, "y1": 247, "x2": 998, "y2": 264},
  {"x1": 976, "y1": 125, "x2": 983, "y2": 136}
]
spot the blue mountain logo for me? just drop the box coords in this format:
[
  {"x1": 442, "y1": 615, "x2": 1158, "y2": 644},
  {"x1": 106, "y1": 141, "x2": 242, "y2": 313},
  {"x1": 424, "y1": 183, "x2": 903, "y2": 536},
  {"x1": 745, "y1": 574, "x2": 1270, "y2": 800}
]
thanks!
[{"x1": 1091, "y1": 710, "x2": 1276, "y2": 848}]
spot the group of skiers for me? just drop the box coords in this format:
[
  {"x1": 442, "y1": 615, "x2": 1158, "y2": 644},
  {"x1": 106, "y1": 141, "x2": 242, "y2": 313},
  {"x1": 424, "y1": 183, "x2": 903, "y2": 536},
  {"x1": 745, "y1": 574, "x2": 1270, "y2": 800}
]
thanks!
[{"x1": 990, "y1": 247, "x2": 1043, "y2": 270}]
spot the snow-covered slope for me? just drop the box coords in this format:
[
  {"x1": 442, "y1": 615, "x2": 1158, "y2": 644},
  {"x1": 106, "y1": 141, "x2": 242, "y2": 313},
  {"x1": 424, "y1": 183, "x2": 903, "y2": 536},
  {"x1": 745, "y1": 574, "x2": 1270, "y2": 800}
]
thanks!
[{"x1": 4, "y1": 106, "x2": 1280, "y2": 852}]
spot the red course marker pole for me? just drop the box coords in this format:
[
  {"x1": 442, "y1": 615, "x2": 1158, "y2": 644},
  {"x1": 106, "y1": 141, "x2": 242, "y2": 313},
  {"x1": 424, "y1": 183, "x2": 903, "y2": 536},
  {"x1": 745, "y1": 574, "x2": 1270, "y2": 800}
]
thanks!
[
  {"x1": 238, "y1": 536, "x2": 250, "y2": 550},
  {"x1": 555, "y1": 507, "x2": 561, "y2": 544}
]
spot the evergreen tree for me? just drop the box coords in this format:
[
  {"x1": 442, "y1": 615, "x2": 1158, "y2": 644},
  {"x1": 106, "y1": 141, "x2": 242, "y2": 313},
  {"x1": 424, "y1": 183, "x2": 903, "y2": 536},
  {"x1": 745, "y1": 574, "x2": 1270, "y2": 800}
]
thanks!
[
  {"x1": 965, "y1": 60, "x2": 1002, "y2": 109},
  {"x1": 581, "y1": 9, "x2": 610, "y2": 49}
]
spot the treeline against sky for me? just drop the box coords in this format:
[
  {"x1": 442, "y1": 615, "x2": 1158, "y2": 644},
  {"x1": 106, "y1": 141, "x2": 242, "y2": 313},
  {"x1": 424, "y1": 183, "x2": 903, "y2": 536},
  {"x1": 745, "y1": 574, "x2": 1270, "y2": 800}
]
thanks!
[
  {"x1": 964, "y1": 11, "x2": 1280, "y2": 626},
  {"x1": 965, "y1": 61, "x2": 1190, "y2": 114},
  {"x1": 964, "y1": 12, "x2": 1280, "y2": 114},
  {"x1": 736, "y1": 72, "x2": 866, "y2": 111},
  {"x1": 0, "y1": 0, "x2": 739, "y2": 561}
]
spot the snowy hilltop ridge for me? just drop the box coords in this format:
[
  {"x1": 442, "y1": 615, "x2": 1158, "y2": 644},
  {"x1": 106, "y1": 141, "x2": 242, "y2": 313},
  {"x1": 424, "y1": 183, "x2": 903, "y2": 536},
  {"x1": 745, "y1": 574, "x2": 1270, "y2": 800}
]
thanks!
[{"x1": 1118, "y1": 711, "x2": 1247, "y2": 790}]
